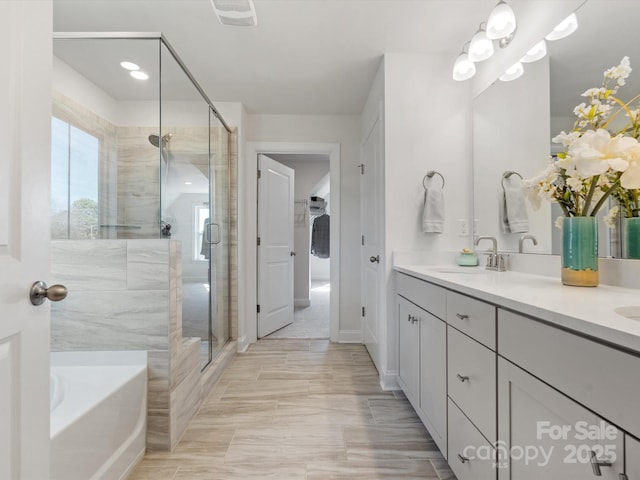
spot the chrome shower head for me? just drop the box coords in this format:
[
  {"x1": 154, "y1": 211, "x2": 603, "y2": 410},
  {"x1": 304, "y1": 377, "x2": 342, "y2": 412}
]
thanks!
[{"x1": 148, "y1": 133, "x2": 172, "y2": 148}]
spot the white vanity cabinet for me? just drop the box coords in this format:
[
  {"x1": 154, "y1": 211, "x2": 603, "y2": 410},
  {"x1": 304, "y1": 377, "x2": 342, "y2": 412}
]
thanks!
[
  {"x1": 445, "y1": 292, "x2": 497, "y2": 480},
  {"x1": 498, "y1": 357, "x2": 623, "y2": 479},
  {"x1": 396, "y1": 273, "x2": 447, "y2": 457},
  {"x1": 397, "y1": 296, "x2": 420, "y2": 404},
  {"x1": 626, "y1": 435, "x2": 640, "y2": 479},
  {"x1": 394, "y1": 266, "x2": 640, "y2": 479}
]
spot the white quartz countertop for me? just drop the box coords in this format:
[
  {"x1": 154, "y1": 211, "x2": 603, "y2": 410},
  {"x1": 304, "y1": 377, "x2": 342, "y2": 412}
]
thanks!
[{"x1": 394, "y1": 264, "x2": 640, "y2": 353}]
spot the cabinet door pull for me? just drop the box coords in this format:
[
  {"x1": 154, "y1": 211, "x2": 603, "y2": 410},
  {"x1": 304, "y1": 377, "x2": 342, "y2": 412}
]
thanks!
[
  {"x1": 456, "y1": 313, "x2": 469, "y2": 320},
  {"x1": 590, "y1": 450, "x2": 612, "y2": 476},
  {"x1": 456, "y1": 374, "x2": 469, "y2": 383},
  {"x1": 457, "y1": 454, "x2": 469, "y2": 464}
]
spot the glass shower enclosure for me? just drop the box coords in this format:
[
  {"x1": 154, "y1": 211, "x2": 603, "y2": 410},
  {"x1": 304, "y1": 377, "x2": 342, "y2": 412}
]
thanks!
[{"x1": 51, "y1": 33, "x2": 231, "y2": 368}]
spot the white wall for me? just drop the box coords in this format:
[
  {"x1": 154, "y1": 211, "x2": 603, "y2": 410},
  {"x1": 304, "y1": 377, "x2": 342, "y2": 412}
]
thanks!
[
  {"x1": 53, "y1": 56, "x2": 119, "y2": 123},
  {"x1": 277, "y1": 158, "x2": 330, "y2": 305},
  {"x1": 382, "y1": 53, "x2": 474, "y2": 385},
  {"x1": 244, "y1": 114, "x2": 361, "y2": 341}
]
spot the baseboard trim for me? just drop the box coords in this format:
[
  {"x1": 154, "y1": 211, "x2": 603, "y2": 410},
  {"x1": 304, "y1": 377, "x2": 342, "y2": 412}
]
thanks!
[
  {"x1": 294, "y1": 299, "x2": 311, "y2": 308},
  {"x1": 380, "y1": 370, "x2": 399, "y2": 391},
  {"x1": 236, "y1": 334, "x2": 250, "y2": 353},
  {"x1": 338, "y1": 330, "x2": 362, "y2": 343}
]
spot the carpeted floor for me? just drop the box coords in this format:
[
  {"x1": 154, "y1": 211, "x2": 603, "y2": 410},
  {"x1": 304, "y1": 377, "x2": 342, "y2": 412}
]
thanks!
[{"x1": 267, "y1": 281, "x2": 330, "y2": 339}]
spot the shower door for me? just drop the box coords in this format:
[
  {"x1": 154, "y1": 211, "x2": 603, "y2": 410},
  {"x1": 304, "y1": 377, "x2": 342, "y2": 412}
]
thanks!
[
  {"x1": 160, "y1": 43, "x2": 229, "y2": 369},
  {"x1": 207, "y1": 109, "x2": 230, "y2": 364}
]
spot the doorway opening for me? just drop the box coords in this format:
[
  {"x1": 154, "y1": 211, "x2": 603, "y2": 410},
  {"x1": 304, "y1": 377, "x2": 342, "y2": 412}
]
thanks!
[{"x1": 264, "y1": 153, "x2": 330, "y2": 339}]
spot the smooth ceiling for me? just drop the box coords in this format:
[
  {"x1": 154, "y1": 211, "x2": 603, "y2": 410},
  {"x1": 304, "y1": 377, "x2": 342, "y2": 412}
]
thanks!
[{"x1": 53, "y1": 0, "x2": 497, "y2": 115}]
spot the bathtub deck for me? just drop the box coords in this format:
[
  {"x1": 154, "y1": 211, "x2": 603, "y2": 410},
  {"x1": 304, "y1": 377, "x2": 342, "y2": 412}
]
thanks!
[{"x1": 129, "y1": 339, "x2": 456, "y2": 480}]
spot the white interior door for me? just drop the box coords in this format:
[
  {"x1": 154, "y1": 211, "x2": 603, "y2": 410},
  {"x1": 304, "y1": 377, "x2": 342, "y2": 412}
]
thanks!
[
  {"x1": 0, "y1": 1, "x2": 53, "y2": 479},
  {"x1": 257, "y1": 154, "x2": 295, "y2": 338},
  {"x1": 361, "y1": 109, "x2": 383, "y2": 371}
]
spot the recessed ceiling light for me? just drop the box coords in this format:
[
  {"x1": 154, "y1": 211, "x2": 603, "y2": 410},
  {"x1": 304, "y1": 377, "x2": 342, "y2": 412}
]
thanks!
[
  {"x1": 184, "y1": 181, "x2": 193, "y2": 185},
  {"x1": 120, "y1": 61, "x2": 140, "y2": 71},
  {"x1": 130, "y1": 71, "x2": 149, "y2": 80},
  {"x1": 210, "y1": 0, "x2": 257, "y2": 26}
]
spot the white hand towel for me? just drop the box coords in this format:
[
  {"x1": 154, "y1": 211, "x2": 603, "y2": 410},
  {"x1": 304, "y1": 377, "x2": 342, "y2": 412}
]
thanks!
[
  {"x1": 501, "y1": 176, "x2": 529, "y2": 233},
  {"x1": 422, "y1": 186, "x2": 444, "y2": 233}
]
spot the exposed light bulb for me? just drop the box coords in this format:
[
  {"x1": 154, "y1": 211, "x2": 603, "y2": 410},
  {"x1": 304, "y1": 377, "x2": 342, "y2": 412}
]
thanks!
[
  {"x1": 468, "y1": 24, "x2": 494, "y2": 62},
  {"x1": 520, "y1": 40, "x2": 547, "y2": 63},
  {"x1": 452, "y1": 51, "x2": 476, "y2": 81},
  {"x1": 545, "y1": 13, "x2": 578, "y2": 41},
  {"x1": 499, "y1": 62, "x2": 524, "y2": 82},
  {"x1": 486, "y1": 1, "x2": 517, "y2": 40}
]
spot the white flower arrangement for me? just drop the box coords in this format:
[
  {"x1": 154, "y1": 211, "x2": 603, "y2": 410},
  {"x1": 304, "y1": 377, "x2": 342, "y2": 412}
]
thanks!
[{"x1": 526, "y1": 57, "x2": 640, "y2": 218}]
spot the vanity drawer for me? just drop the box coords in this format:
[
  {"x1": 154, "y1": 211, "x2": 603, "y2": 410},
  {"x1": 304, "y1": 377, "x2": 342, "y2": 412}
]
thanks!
[
  {"x1": 448, "y1": 398, "x2": 496, "y2": 480},
  {"x1": 447, "y1": 326, "x2": 496, "y2": 442},
  {"x1": 498, "y1": 309, "x2": 640, "y2": 439},
  {"x1": 446, "y1": 291, "x2": 496, "y2": 349},
  {"x1": 396, "y1": 272, "x2": 446, "y2": 320}
]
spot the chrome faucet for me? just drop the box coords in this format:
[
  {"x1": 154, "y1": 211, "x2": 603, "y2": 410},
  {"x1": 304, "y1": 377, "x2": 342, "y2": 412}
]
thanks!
[
  {"x1": 474, "y1": 236, "x2": 507, "y2": 271},
  {"x1": 519, "y1": 234, "x2": 538, "y2": 253}
]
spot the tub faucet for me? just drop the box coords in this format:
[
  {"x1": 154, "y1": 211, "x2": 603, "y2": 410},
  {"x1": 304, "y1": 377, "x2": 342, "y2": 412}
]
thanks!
[
  {"x1": 519, "y1": 234, "x2": 538, "y2": 253},
  {"x1": 474, "y1": 236, "x2": 506, "y2": 271}
]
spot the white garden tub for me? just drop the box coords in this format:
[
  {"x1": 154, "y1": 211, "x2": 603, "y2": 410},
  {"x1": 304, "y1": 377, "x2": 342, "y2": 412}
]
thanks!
[{"x1": 50, "y1": 351, "x2": 147, "y2": 480}]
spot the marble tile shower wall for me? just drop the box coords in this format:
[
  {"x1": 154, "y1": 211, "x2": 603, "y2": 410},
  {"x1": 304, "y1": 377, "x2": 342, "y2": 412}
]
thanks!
[{"x1": 51, "y1": 239, "x2": 201, "y2": 451}]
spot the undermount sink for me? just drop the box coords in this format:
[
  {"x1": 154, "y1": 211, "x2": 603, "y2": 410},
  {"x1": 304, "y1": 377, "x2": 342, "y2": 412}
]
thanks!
[
  {"x1": 614, "y1": 306, "x2": 640, "y2": 320},
  {"x1": 429, "y1": 267, "x2": 486, "y2": 275}
]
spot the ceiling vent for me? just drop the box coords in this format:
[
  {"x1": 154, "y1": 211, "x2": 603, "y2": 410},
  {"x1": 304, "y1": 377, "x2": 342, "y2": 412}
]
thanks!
[{"x1": 210, "y1": 0, "x2": 257, "y2": 26}]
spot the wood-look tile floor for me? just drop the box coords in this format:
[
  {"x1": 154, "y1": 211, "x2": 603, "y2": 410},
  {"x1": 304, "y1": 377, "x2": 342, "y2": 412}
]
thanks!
[{"x1": 129, "y1": 339, "x2": 457, "y2": 480}]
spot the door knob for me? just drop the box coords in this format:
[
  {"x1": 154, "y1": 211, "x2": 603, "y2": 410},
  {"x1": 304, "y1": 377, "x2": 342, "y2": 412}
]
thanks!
[
  {"x1": 369, "y1": 255, "x2": 380, "y2": 263},
  {"x1": 290, "y1": 251, "x2": 296, "y2": 256},
  {"x1": 30, "y1": 281, "x2": 68, "y2": 306}
]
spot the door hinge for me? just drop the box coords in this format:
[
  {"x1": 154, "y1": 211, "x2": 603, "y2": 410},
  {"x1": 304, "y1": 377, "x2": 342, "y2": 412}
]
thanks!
[
  {"x1": 257, "y1": 237, "x2": 261, "y2": 246},
  {"x1": 257, "y1": 169, "x2": 261, "y2": 179},
  {"x1": 361, "y1": 235, "x2": 365, "y2": 246},
  {"x1": 257, "y1": 304, "x2": 261, "y2": 313},
  {"x1": 362, "y1": 306, "x2": 365, "y2": 317},
  {"x1": 357, "y1": 164, "x2": 364, "y2": 175}
]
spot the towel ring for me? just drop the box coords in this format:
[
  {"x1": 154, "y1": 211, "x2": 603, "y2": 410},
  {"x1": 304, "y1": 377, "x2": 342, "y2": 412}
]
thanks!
[
  {"x1": 501, "y1": 170, "x2": 523, "y2": 189},
  {"x1": 423, "y1": 171, "x2": 445, "y2": 190}
]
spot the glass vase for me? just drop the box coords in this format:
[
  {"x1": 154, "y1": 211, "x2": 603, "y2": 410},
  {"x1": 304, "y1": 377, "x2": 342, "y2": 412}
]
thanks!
[
  {"x1": 623, "y1": 217, "x2": 640, "y2": 259},
  {"x1": 561, "y1": 216, "x2": 599, "y2": 287}
]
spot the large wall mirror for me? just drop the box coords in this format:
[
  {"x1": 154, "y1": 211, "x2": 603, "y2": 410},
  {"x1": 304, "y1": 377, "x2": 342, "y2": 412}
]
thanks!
[{"x1": 472, "y1": 0, "x2": 640, "y2": 259}]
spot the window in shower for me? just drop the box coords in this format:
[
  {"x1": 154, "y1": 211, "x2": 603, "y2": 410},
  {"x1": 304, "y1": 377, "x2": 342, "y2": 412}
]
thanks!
[
  {"x1": 194, "y1": 204, "x2": 209, "y2": 261},
  {"x1": 51, "y1": 116, "x2": 99, "y2": 240}
]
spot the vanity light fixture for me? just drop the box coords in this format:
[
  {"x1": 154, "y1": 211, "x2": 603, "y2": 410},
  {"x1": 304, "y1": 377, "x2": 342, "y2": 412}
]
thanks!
[
  {"x1": 468, "y1": 22, "x2": 494, "y2": 62},
  {"x1": 452, "y1": 42, "x2": 476, "y2": 81},
  {"x1": 545, "y1": 13, "x2": 578, "y2": 41},
  {"x1": 520, "y1": 39, "x2": 547, "y2": 63},
  {"x1": 499, "y1": 62, "x2": 524, "y2": 82},
  {"x1": 210, "y1": 0, "x2": 257, "y2": 26},
  {"x1": 130, "y1": 71, "x2": 149, "y2": 80},
  {"x1": 120, "y1": 61, "x2": 140, "y2": 71},
  {"x1": 486, "y1": 0, "x2": 517, "y2": 40}
]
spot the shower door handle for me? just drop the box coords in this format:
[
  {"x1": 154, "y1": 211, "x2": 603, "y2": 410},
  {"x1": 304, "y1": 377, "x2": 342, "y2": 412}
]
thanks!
[{"x1": 209, "y1": 222, "x2": 221, "y2": 245}]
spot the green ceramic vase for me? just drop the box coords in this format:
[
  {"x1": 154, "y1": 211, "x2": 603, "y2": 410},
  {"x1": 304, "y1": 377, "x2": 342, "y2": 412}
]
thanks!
[
  {"x1": 561, "y1": 217, "x2": 599, "y2": 287},
  {"x1": 623, "y1": 217, "x2": 640, "y2": 259}
]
